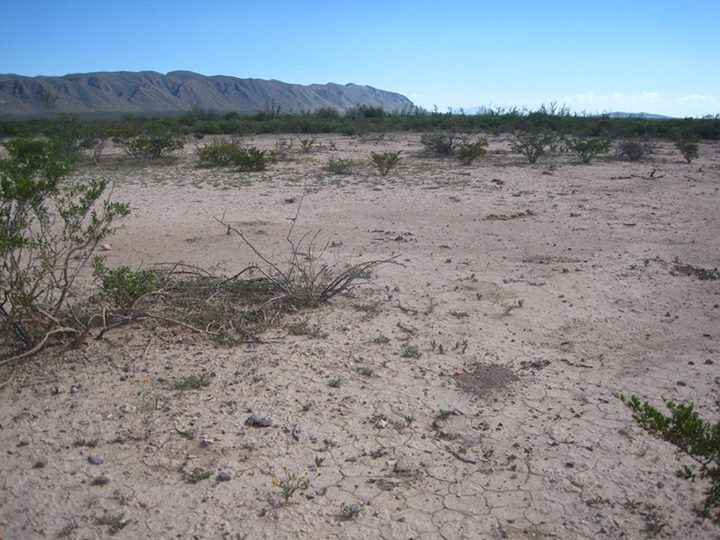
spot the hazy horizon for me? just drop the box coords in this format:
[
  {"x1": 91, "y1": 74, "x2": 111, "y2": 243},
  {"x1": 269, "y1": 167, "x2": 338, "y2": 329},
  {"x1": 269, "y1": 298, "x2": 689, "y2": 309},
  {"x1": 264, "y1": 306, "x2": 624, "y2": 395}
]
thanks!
[{"x1": 2, "y1": 0, "x2": 718, "y2": 118}]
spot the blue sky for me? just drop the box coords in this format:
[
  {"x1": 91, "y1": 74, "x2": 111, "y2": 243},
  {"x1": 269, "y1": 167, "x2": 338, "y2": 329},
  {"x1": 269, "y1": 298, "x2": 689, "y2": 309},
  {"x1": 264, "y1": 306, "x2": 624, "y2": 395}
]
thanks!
[{"x1": 2, "y1": 0, "x2": 718, "y2": 117}]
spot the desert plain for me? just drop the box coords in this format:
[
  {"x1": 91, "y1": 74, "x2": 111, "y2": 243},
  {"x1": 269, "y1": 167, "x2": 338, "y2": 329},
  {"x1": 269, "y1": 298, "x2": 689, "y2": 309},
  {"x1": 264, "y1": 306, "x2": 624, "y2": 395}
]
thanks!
[{"x1": 1, "y1": 133, "x2": 719, "y2": 539}]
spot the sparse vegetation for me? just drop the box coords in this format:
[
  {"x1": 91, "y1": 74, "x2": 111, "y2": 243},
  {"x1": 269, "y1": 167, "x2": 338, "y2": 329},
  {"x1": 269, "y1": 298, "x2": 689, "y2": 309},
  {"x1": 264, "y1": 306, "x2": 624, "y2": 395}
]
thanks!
[
  {"x1": 618, "y1": 139, "x2": 644, "y2": 161},
  {"x1": 401, "y1": 345, "x2": 421, "y2": 359},
  {"x1": 92, "y1": 258, "x2": 158, "y2": 309},
  {"x1": 324, "y1": 156, "x2": 354, "y2": 175},
  {"x1": 620, "y1": 395, "x2": 720, "y2": 522},
  {"x1": 420, "y1": 132, "x2": 458, "y2": 156},
  {"x1": 340, "y1": 503, "x2": 363, "y2": 520},
  {"x1": 114, "y1": 133, "x2": 184, "y2": 160},
  {"x1": 675, "y1": 139, "x2": 699, "y2": 163},
  {"x1": 272, "y1": 467, "x2": 311, "y2": 503},
  {"x1": 566, "y1": 136, "x2": 612, "y2": 163},
  {"x1": 510, "y1": 132, "x2": 555, "y2": 163},
  {"x1": 371, "y1": 151, "x2": 401, "y2": 176},
  {"x1": 174, "y1": 373, "x2": 211, "y2": 390},
  {"x1": 456, "y1": 138, "x2": 488, "y2": 165}
]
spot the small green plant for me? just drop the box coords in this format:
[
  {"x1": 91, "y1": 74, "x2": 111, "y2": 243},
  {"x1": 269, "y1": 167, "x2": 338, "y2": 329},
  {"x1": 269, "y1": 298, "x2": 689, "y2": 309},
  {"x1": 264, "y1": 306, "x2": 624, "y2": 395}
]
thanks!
[
  {"x1": 617, "y1": 139, "x2": 644, "y2": 161},
  {"x1": 401, "y1": 345, "x2": 421, "y2": 359},
  {"x1": 288, "y1": 320, "x2": 327, "y2": 339},
  {"x1": 371, "y1": 151, "x2": 401, "y2": 176},
  {"x1": 510, "y1": 132, "x2": 555, "y2": 163},
  {"x1": 301, "y1": 401, "x2": 313, "y2": 412},
  {"x1": 404, "y1": 415, "x2": 415, "y2": 426},
  {"x1": 298, "y1": 137, "x2": 316, "y2": 153},
  {"x1": 174, "y1": 373, "x2": 212, "y2": 390},
  {"x1": 56, "y1": 522, "x2": 79, "y2": 538},
  {"x1": 272, "y1": 467, "x2": 311, "y2": 503},
  {"x1": 324, "y1": 156, "x2": 354, "y2": 175},
  {"x1": 356, "y1": 366, "x2": 374, "y2": 377},
  {"x1": 196, "y1": 138, "x2": 243, "y2": 166},
  {"x1": 373, "y1": 334, "x2": 391, "y2": 345},
  {"x1": 619, "y1": 394, "x2": 720, "y2": 522},
  {"x1": 340, "y1": 502, "x2": 363, "y2": 520},
  {"x1": 566, "y1": 137, "x2": 612, "y2": 164},
  {"x1": 456, "y1": 138, "x2": 488, "y2": 165},
  {"x1": 95, "y1": 513, "x2": 128, "y2": 536},
  {"x1": 92, "y1": 257, "x2": 158, "y2": 309},
  {"x1": 233, "y1": 146, "x2": 269, "y2": 171},
  {"x1": 114, "y1": 133, "x2": 183, "y2": 160},
  {"x1": 675, "y1": 139, "x2": 699, "y2": 163},
  {"x1": 328, "y1": 376, "x2": 343, "y2": 388},
  {"x1": 184, "y1": 467, "x2": 212, "y2": 484}
]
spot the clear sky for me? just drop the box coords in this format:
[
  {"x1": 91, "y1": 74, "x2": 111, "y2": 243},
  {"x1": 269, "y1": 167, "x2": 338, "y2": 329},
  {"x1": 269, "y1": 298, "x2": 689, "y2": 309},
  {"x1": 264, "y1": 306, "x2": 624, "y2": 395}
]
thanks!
[{"x1": 2, "y1": 0, "x2": 718, "y2": 117}]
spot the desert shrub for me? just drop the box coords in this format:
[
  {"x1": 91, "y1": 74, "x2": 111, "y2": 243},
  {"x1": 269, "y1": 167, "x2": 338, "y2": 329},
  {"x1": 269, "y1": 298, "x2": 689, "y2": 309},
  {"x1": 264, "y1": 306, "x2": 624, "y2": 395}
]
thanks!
[
  {"x1": 420, "y1": 132, "x2": 457, "y2": 157},
  {"x1": 196, "y1": 139, "x2": 269, "y2": 171},
  {"x1": 92, "y1": 258, "x2": 158, "y2": 309},
  {"x1": 298, "y1": 137, "x2": 316, "y2": 153},
  {"x1": 234, "y1": 146, "x2": 269, "y2": 171},
  {"x1": 371, "y1": 151, "x2": 401, "y2": 176},
  {"x1": 324, "y1": 157, "x2": 353, "y2": 175},
  {"x1": 617, "y1": 139, "x2": 644, "y2": 161},
  {"x1": 274, "y1": 138, "x2": 294, "y2": 160},
  {"x1": 113, "y1": 134, "x2": 184, "y2": 160},
  {"x1": 196, "y1": 138, "x2": 243, "y2": 167},
  {"x1": 566, "y1": 137, "x2": 612, "y2": 163},
  {"x1": 314, "y1": 107, "x2": 340, "y2": 119},
  {"x1": 675, "y1": 139, "x2": 699, "y2": 163},
  {"x1": 620, "y1": 394, "x2": 720, "y2": 522},
  {"x1": 510, "y1": 132, "x2": 555, "y2": 163},
  {"x1": 456, "y1": 138, "x2": 488, "y2": 165},
  {"x1": 0, "y1": 139, "x2": 129, "y2": 354}
]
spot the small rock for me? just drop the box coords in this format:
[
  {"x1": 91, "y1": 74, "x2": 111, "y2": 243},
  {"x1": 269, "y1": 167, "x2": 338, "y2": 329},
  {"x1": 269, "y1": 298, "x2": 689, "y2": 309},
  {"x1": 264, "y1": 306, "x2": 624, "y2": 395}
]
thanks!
[
  {"x1": 92, "y1": 474, "x2": 111, "y2": 486},
  {"x1": 705, "y1": 359, "x2": 714, "y2": 365},
  {"x1": 100, "y1": 243, "x2": 112, "y2": 251},
  {"x1": 33, "y1": 459, "x2": 47, "y2": 469},
  {"x1": 676, "y1": 380, "x2": 687, "y2": 387},
  {"x1": 245, "y1": 414, "x2": 272, "y2": 428},
  {"x1": 258, "y1": 507, "x2": 268, "y2": 517},
  {"x1": 216, "y1": 472, "x2": 231, "y2": 482},
  {"x1": 17, "y1": 440, "x2": 29, "y2": 447},
  {"x1": 393, "y1": 460, "x2": 411, "y2": 475},
  {"x1": 564, "y1": 460, "x2": 575, "y2": 468},
  {"x1": 88, "y1": 455, "x2": 103, "y2": 466}
]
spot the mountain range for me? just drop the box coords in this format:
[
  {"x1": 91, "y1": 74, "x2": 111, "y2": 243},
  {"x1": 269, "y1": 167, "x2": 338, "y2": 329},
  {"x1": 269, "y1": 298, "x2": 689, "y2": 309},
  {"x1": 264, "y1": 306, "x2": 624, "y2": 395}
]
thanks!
[{"x1": 0, "y1": 71, "x2": 415, "y2": 116}]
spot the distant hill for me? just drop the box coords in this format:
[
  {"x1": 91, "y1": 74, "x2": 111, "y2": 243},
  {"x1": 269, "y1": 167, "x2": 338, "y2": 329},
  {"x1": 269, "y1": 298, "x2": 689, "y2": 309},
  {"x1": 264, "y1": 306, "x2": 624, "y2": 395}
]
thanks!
[
  {"x1": 0, "y1": 71, "x2": 415, "y2": 116},
  {"x1": 607, "y1": 111, "x2": 671, "y2": 119}
]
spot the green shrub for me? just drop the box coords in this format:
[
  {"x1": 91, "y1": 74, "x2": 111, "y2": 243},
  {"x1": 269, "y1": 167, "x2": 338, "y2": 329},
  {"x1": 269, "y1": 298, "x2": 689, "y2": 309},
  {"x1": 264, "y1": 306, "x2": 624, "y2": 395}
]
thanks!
[
  {"x1": 196, "y1": 138, "x2": 243, "y2": 167},
  {"x1": 234, "y1": 146, "x2": 269, "y2": 171},
  {"x1": 617, "y1": 139, "x2": 644, "y2": 161},
  {"x1": 456, "y1": 138, "x2": 488, "y2": 165},
  {"x1": 324, "y1": 157, "x2": 354, "y2": 175},
  {"x1": 92, "y1": 258, "x2": 158, "y2": 309},
  {"x1": 620, "y1": 394, "x2": 720, "y2": 522},
  {"x1": 420, "y1": 132, "x2": 457, "y2": 156},
  {"x1": 675, "y1": 139, "x2": 699, "y2": 163},
  {"x1": 566, "y1": 137, "x2": 612, "y2": 163},
  {"x1": 371, "y1": 151, "x2": 401, "y2": 176},
  {"x1": 0, "y1": 139, "x2": 129, "y2": 352},
  {"x1": 510, "y1": 132, "x2": 555, "y2": 163},
  {"x1": 113, "y1": 134, "x2": 184, "y2": 160}
]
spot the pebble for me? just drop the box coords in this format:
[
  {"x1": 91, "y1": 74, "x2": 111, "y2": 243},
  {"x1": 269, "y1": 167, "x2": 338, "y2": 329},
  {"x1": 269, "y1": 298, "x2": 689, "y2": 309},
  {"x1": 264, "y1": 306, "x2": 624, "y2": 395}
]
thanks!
[
  {"x1": 88, "y1": 455, "x2": 103, "y2": 466},
  {"x1": 245, "y1": 414, "x2": 272, "y2": 427},
  {"x1": 93, "y1": 474, "x2": 111, "y2": 486},
  {"x1": 33, "y1": 459, "x2": 47, "y2": 469},
  {"x1": 216, "y1": 472, "x2": 231, "y2": 482},
  {"x1": 676, "y1": 380, "x2": 687, "y2": 387},
  {"x1": 393, "y1": 460, "x2": 411, "y2": 475}
]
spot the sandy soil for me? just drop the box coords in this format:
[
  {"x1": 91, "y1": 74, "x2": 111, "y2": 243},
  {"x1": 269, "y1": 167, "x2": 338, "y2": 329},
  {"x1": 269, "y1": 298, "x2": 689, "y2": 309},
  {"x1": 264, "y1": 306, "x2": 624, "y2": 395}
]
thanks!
[{"x1": 1, "y1": 133, "x2": 719, "y2": 539}]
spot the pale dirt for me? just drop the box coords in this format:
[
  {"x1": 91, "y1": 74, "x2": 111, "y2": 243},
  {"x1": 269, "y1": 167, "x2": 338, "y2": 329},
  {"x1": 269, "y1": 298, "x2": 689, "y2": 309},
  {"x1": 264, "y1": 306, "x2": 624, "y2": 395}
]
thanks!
[{"x1": 1, "y1": 133, "x2": 719, "y2": 539}]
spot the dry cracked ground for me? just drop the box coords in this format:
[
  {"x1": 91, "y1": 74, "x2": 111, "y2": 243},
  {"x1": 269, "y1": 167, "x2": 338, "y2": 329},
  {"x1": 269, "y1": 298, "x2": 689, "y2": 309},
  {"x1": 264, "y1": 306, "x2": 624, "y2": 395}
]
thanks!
[{"x1": 1, "y1": 134, "x2": 719, "y2": 539}]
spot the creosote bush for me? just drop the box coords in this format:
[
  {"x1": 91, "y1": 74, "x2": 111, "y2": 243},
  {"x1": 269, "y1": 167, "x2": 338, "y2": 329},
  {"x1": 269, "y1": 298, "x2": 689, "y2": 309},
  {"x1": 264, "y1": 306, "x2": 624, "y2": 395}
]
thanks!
[
  {"x1": 371, "y1": 151, "x2": 401, "y2": 176},
  {"x1": 420, "y1": 132, "x2": 458, "y2": 156},
  {"x1": 456, "y1": 138, "x2": 488, "y2": 165},
  {"x1": 324, "y1": 156, "x2": 354, "y2": 175},
  {"x1": 0, "y1": 139, "x2": 129, "y2": 355},
  {"x1": 92, "y1": 257, "x2": 158, "y2": 309},
  {"x1": 113, "y1": 133, "x2": 184, "y2": 160},
  {"x1": 196, "y1": 138, "x2": 269, "y2": 171},
  {"x1": 675, "y1": 139, "x2": 699, "y2": 163},
  {"x1": 617, "y1": 139, "x2": 644, "y2": 161},
  {"x1": 566, "y1": 136, "x2": 612, "y2": 164},
  {"x1": 620, "y1": 394, "x2": 720, "y2": 522},
  {"x1": 510, "y1": 132, "x2": 556, "y2": 163}
]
